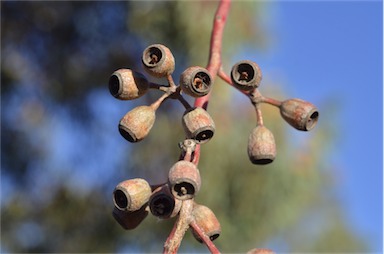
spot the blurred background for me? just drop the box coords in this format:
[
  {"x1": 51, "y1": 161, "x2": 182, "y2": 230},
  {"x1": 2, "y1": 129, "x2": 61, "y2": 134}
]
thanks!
[{"x1": 1, "y1": 1, "x2": 382, "y2": 253}]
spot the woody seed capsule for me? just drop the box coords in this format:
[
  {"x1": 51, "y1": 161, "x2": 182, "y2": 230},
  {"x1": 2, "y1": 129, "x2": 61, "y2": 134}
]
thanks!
[
  {"x1": 180, "y1": 66, "x2": 212, "y2": 97},
  {"x1": 109, "y1": 69, "x2": 149, "y2": 100},
  {"x1": 231, "y1": 60, "x2": 262, "y2": 91},
  {"x1": 113, "y1": 178, "x2": 152, "y2": 212},
  {"x1": 142, "y1": 44, "x2": 175, "y2": 78},
  {"x1": 248, "y1": 125, "x2": 276, "y2": 165},
  {"x1": 119, "y1": 105, "x2": 156, "y2": 142},
  {"x1": 182, "y1": 107, "x2": 215, "y2": 144},
  {"x1": 280, "y1": 98, "x2": 319, "y2": 131},
  {"x1": 191, "y1": 204, "x2": 221, "y2": 243},
  {"x1": 149, "y1": 184, "x2": 182, "y2": 219},
  {"x1": 168, "y1": 160, "x2": 201, "y2": 200}
]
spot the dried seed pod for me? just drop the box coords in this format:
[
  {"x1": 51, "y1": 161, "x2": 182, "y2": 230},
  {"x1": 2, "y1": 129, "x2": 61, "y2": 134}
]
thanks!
[
  {"x1": 180, "y1": 66, "x2": 212, "y2": 97},
  {"x1": 109, "y1": 69, "x2": 149, "y2": 100},
  {"x1": 113, "y1": 178, "x2": 152, "y2": 212},
  {"x1": 142, "y1": 44, "x2": 175, "y2": 77},
  {"x1": 231, "y1": 60, "x2": 262, "y2": 91},
  {"x1": 248, "y1": 125, "x2": 276, "y2": 165},
  {"x1": 149, "y1": 184, "x2": 182, "y2": 219},
  {"x1": 168, "y1": 160, "x2": 201, "y2": 200},
  {"x1": 112, "y1": 206, "x2": 148, "y2": 230},
  {"x1": 182, "y1": 107, "x2": 215, "y2": 144},
  {"x1": 280, "y1": 98, "x2": 319, "y2": 131},
  {"x1": 119, "y1": 105, "x2": 156, "y2": 142},
  {"x1": 191, "y1": 204, "x2": 221, "y2": 243}
]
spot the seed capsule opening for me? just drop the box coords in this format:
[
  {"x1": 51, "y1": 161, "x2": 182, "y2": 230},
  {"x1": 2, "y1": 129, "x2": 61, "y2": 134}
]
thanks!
[
  {"x1": 144, "y1": 47, "x2": 163, "y2": 67},
  {"x1": 195, "y1": 129, "x2": 214, "y2": 143},
  {"x1": 109, "y1": 75, "x2": 121, "y2": 97},
  {"x1": 118, "y1": 125, "x2": 136, "y2": 143},
  {"x1": 306, "y1": 111, "x2": 319, "y2": 130},
  {"x1": 192, "y1": 71, "x2": 211, "y2": 94},
  {"x1": 173, "y1": 183, "x2": 195, "y2": 198},
  {"x1": 150, "y1": 195, "x2": 174, "y2": 217},
  {"x1": 114, "y1": 189, "x2": 129, "y2": 210},
  {"x1": 236, "y1": 63, "x2": 255, "y2": 83}
]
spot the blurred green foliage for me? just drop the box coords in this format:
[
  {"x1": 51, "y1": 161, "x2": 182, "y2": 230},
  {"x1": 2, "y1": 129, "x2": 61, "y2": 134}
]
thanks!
[{"x1": 1, "y1": 1, "x2": 367, "y2": 253}]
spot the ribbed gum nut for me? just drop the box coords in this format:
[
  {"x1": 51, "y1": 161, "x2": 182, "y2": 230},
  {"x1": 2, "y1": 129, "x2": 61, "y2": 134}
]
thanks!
[
  {"x1": 112, "y1": 206, "x2": 148, "y2": 230},
  {"x1": 109, "y1": 69, "x2": 149, "y2": 100},
  {"x1": 180, "y1": 66, "x2": 212, "y2": 97},
  {"x1": 246, "y1": 248, "x2": 275, "y2": 254},
  {"x1": 149, "y1": 184, "x2": 182, "y2": 219},
  {"x1": 231, "y1": 60, "x2": 262, "y2": 91},
  {"x1": 191, "y1": 204, "x2": 221, "y2": 243},
  {"x1": 248, "y1": 125, "x2": 276, "y2": 165},
  {"x1": 168, "y1": 160, "x2": 201, "y2": 200},
  {"x1": 119, "y1": 105, "x2": 156, "y2": 142},
  {"x1": 113, "y1": 178, "x2": 152, "y2": 212},
  {"x1": 182, "y1": 107, "x2": 215, "y2": 144},
  {"x1": 142, "y1": 44, "x2": 175, "y2": 77},
  {"x1": 280, "y1": 98, "x2": 319, "y2": 131}
]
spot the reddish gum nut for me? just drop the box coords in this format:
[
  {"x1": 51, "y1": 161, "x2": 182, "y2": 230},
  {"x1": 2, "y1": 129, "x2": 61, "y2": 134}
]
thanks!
[
  {"x1": 142, "y1": 44, "x2": 175, "y2": 78},
  {"x1": 112, "y1": 206, "x2": 148, "y2": 230},
  {"x1": 191, "y1": 204, "x2": 221, "y2": 243},
  {"x1": 182, "y1": 107, "x2": 215, "y2": 144},
  {"x1": 280, "y1": 98, "x2": 319, "y2": 131},
  {"x1": 108, "y1": 69, "x2": 149, "y2": 100},
  {"x1": 149, "y1": 184, "x2": 182, "y2": 219},
  {"x1": 119, "y1": 105, "x2": 156, "y2": 142},
  {"x1": 246, "y1": 248, "x2": 275, "y2": 254},
  {"x1": 168, "y1": 160, "x2": 201, "y2": 200},
  {"x1": 180, "y1": 66, "x2": 212, "y2": 97},
  {"x1": 248, "y1": 125, "x2": 276, "y2": 165},
  {"x1": 113, "y1": 178, "x2": 152, "y2": 212},
  {"x1": 231, "y1": 60, "x2": 262, "y2": 91}
]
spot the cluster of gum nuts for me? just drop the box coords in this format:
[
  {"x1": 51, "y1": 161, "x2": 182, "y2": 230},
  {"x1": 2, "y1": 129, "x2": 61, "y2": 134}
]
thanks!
[{"x1": 109, "y1": 44, "x2": 319, "y2": 245}]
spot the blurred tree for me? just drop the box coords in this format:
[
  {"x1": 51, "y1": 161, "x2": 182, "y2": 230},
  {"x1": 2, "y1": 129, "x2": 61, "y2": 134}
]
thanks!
[{"x1": 1, "y1": 1, "x2": 368, "y2": 253}]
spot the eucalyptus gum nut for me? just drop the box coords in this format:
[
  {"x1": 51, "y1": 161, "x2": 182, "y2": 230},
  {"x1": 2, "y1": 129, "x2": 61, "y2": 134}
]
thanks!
[
  {"x1": 168, "y1": 160, "x2": 201, "y2": 200},
  {"x1": 112, "y1": 206, "x2": 148, "y2": 230},
  {"x1": 113, "y1": 178, "x2": 152, "y2": 212},
  {"x1": 182, "y1": 107, "x2": 215, "y2": 144},
  {"x1": 180, "y1": 66, "x2": 212, "y2": 97},
  {"x1": 109, "y1": 69, "x2": 149, "y2": 100},
  {"x1": 149, "y1": 184, "x2": 181, "y2": 219},
  {"x1": 280, "y1": 98, "x2": 319, "y2": 131},
  {"x1": 231, "y1": 60, "x2": 262, "y2": 91},
  {"x1": 142, "y1": 44, "x2": 175, "y2": 77},
  {"x1": 191, "y1": 204, "x2": 221, "y2": 243},
  {"x1": 118, "y1": 105, "x2": 156, "y2": 143},
  {"x1": 248, "y1": 125, "x2": 276, "y2": 165}
]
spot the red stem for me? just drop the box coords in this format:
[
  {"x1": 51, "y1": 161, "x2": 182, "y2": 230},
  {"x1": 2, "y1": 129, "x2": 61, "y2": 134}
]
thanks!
[
  {"x1": 192, "y1": 0, "x2": 231, "y2": 165},
  {"x1": 190, "y1": 220, "x2": 221, "y2": 254}
]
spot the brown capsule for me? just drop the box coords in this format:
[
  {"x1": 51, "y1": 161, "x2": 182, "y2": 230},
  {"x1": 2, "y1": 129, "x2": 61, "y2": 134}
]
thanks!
[
  {"x1": 149, "y1": 184, "x2": 182, "y2": 219},
  {"x1": 142, "y1": 44, "x2": 175, "y2": 78},
  {"x1": 280, "y1": 98, "x2": 319, "y2": 131},
  {"x1": 113, "y1": 178, "x2": 152, "y2": 212},
  {"x1": 112, "y1": 206, "x2": 148, "y2": 230},
  {"x1": 168, "y1": 160, "x2": 201, "y2": 200},
  {"x1": 248, "y1": 125, "x2": 276, "y2": 165},
  {"x1": 191, "y1": 204, "x2": 221, "y2": 243},
  {"x1": 180, "y1": 66, "x2": 212, "y2": 97},
  {"x1": 231, "y1": 60, "x2": 262, "y2": 91},
  {"x1": 108, "y1": 69, "x2": 149, "y2": 100},
  {"x1": 119, "y1": 105, "x2": 156, "y2": 142},
  {"x1": 182, "y1": 107, "x2": 215, "y2": 144}
]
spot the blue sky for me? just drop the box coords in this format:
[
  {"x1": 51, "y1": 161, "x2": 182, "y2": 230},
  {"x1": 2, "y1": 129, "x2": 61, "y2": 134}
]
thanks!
[{"x1": 242, "y1": 0, "x2": 383, "y2": 250}]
